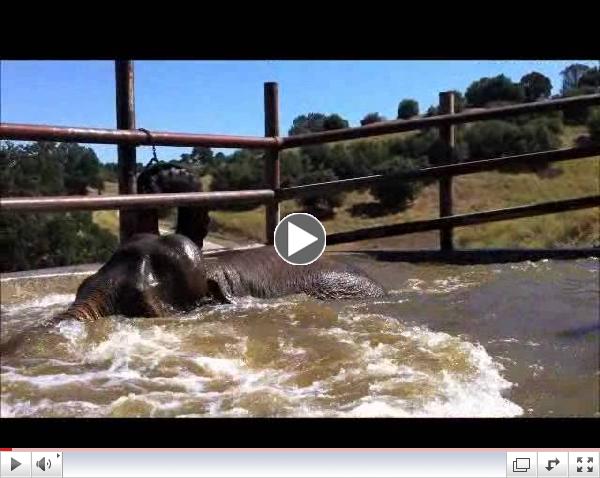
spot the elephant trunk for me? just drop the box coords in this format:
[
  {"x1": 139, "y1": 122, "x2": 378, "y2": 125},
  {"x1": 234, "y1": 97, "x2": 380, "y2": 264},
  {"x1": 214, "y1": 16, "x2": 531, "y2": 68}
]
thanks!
[
  {"x1": 1, "y1": 277, "x2": 117, "y2": 356},
  {"x1": 176, "y1": 206, "x2": 210, "y2": 250},
  {"x1": 53, "y1": 277, "x2": 118, "y2": 323}
]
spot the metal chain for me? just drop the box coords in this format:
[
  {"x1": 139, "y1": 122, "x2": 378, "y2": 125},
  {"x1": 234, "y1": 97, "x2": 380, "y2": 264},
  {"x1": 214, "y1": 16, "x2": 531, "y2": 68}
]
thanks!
[{"x1": 138, "y1": 128, "x2": 159, "y2": 167}]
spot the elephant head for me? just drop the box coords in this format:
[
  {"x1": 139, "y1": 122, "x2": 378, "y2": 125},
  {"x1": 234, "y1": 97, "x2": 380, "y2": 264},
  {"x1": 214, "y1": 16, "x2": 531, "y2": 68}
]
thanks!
[{"x1": 53, "y1": 233, "x2": 216, "y2": 323}]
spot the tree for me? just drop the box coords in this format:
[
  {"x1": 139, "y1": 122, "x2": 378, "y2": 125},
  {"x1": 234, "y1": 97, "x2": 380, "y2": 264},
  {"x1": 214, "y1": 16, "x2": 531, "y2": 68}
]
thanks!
[
  {"x1": 370, "y1": 155, "x2": 429, "y2": 210},
  {"x1": 397, "y1": 99, "x2": 419, "y2": 119},
  {"x1": 0, "y1": 141, "x2": 117, "y2": 272},
  {"x1": 209, "y1": 149, "x2": 264, "y2": 210},
  {"x1": 190, "y1": 146, "x2": 213, "y2": 165},
  {"x1": 360, "y1": 113, "x2": 386, "y2": 126},
  {"x1": 325, "y1": 141, "x2": 388, "y2": 179},
  {"x1": 289, "y1": 113, "x2": 325, "y2": 136},
  {"x1": 0, "y1": 211, "x2": 117, "y2": 272},
  {"x1": 577, "y1": 67, "x2": 600, "y2": 89},
  {"x1": 100, "y1": 162, "x2": 118, "y2": 183},
  {"x1": 520, "y1": 72, "x2": 552, "y2": 102},
  {"x1": 451, "y1": 90, "x2": 467, "y2": 112},
  {"x1": 323, "y1": 114, "x2": 349, "y2": 131},
  {"x1": 0, "y1": 141, "x2": 104, "y2": 196},
  {"x1": 560, "y1": 63, "x2": 591, "y2": 94},
  {"x1": 465, "y1": 75, "x2": 525, "y2": 107},
  {"x1": 561, "y1": 86, "x2": 598, "y2": 124},
  {"x1": 58, "y1": 143, "x2": 104, "y2": 195},
  {"x1": 425, "y1": 106, "x2": 438, "y2": 117},
  {"x1": 288, "y1": 113, "x2": 349, "y2": 136},
  {"x1": 424, "y1": 91, "x2": 465, "y2": 117},
  {"x1": 463, "y1": 118, "x2": 562, "y2": 172},
  {"x1": 588, "y1": 108, "x2": 600, "y2": 142},
  {"x1": 296, "y1": 168, "x2": 344, "y2": 220},
  {"x1": 280, "y1": 150, "x2": 313, "y2": 188},
  {"x1": 178, "y1": 146, "x2": 216, "y2": 175}
]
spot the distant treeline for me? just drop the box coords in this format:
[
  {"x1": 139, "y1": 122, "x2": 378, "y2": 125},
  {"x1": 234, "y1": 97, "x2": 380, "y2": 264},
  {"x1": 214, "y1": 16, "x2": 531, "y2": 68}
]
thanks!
[
  {"x1": 145, "y1": 64, "x2": 599, "y2": 218},
  {"x1": 1, "y1": 63, "x2": 599, "y2": 271},
  {"x1": 0, "y1": 142, "x2": 117, "y2": 272}
]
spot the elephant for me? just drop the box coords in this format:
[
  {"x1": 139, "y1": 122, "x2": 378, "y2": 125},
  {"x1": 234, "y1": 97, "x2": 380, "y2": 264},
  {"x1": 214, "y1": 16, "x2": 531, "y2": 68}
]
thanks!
[{"x1": 45, "y1": 162, "x2": 386, "y2": 325}]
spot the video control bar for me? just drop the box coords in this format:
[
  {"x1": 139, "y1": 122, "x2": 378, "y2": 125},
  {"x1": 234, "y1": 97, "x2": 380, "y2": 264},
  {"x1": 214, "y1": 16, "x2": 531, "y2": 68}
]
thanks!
[{"x1": 1, "y1": 450, "x2": 598, "y2": 477}]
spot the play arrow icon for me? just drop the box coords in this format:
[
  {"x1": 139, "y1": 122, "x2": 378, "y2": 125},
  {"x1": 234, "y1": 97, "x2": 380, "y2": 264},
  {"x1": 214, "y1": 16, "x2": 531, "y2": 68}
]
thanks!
[
  {"x1": 10, "y1": 458, "x2": 21, "y2": 471},
  {"x1": 287, "y1": 221, "x2": 318, "y2": 257},
  {"x1": 546, "y1": 458, "x2": 560, "y2": 471},
  {"x1": 274, "y1": 213, "x2": 327, "y2": 265}
]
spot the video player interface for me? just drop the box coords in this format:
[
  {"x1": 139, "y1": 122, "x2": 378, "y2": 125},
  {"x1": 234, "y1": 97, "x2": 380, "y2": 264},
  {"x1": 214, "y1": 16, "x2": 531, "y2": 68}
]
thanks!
[{"x1": 1, "y1": 449, "x2": 598, "y2": 477}]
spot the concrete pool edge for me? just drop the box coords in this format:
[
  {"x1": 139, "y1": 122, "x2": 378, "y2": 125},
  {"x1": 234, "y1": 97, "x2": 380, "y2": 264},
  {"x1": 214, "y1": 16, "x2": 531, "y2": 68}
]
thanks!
[
  {"x1": 2, "y1": 247, "x2": 598, "y2": 282},
  {"x1": 328, "y1": 248, "x2": 600, "y2": 264}
]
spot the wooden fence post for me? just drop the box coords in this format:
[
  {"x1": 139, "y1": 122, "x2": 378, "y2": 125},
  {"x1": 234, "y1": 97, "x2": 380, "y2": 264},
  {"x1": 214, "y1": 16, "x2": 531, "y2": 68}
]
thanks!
[
  {"x1": 438, "y1": 91, "x2": 455, "y2": 252},
  {"x1": 264, "y1": 82, "x2": 280, "y2": 244}
]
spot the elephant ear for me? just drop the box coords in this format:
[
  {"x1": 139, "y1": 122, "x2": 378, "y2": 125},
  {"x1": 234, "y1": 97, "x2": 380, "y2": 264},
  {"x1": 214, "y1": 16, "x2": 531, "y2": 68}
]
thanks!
[{"x1": 206, "y1": 278, "x2": 232, "y2": 304}]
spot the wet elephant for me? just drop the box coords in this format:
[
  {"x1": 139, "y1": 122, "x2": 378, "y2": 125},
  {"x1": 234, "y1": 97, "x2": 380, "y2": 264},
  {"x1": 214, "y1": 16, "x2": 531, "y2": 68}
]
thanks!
[{"x1": 50, "y1": 162, "x2": 386, "y2": 323}]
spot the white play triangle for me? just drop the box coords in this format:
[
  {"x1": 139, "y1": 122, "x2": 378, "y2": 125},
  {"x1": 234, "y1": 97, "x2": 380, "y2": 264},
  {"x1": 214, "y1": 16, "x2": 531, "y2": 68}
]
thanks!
[{"x1": 287, "y1": 221, "x2": 318, "y2": 257}]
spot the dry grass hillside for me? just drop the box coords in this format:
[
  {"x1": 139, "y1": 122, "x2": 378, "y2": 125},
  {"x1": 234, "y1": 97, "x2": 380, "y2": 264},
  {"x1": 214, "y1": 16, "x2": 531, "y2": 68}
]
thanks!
[{"x1": 94, "y1": 126, "x2": 599, "y2": 250}]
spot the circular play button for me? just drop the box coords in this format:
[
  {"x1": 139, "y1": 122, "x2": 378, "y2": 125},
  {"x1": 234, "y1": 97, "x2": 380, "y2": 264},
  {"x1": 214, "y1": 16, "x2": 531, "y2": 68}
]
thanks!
[{"x1": 274, "y1": 213, "x2": 327, "y2": 265}]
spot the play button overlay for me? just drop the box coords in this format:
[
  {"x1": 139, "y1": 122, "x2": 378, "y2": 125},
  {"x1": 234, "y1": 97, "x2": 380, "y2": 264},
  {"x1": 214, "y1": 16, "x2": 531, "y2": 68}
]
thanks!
[{"x1": 274, "y1": 213, "x2": 326, "y2": 265}]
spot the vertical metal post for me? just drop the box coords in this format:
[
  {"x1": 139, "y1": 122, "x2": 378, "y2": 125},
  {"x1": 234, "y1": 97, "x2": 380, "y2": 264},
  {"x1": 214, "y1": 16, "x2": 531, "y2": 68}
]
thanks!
[
  {"x1": 264, "y1": 82, "x2": 280, "y2": 244},
  {"x1": 115, "y1": 60, "x2": 140, "y2": 242},
  {"x1": 438, "y1": 91, "x2": 455, "y2": 252}
]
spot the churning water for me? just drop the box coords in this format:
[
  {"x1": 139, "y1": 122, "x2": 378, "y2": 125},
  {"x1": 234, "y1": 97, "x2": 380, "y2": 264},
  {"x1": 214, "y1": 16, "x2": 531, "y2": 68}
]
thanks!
[{"x1": 1, "y1": 257, "x2": 598, "y2": 417}]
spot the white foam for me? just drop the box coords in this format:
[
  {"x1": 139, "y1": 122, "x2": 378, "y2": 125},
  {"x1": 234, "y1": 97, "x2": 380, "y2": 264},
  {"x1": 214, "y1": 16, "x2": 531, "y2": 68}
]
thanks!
[
  {"x1": 345, "y1": 400, "x2": 411, "y2": 417},
  {"x1": 389, "y1": 276, "x2": 479, "y2": 295},
  {"x1": 84, "y1": 325, "x2": 181, "y2": 371},
  {"x1": 1, "y1": 398, "x2": 103, "y2": 417},
  {"x1": 415, "y1": 343, "x2": 523, "y2": 417},
  {"x1": 2, "y1": 302, "x2": 524, "y2": 418},
  {"x1": 0, "y1": 293, "x2": 74, "y2": 313},
  {"x1": 195, "y1": 357, "x2": 244, "y2": 376}
]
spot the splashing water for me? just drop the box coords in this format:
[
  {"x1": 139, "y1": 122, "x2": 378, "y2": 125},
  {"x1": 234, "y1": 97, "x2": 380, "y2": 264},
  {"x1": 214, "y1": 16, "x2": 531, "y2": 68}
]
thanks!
[{"x1": 1, "y1": 257, "x2": 598, "y2": 417}]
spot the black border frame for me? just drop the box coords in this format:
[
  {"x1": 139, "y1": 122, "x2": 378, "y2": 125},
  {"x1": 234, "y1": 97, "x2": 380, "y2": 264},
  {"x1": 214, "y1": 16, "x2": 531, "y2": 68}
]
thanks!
[{"x1": 2, "y1": 418, "x2": 599, "y2": 447}]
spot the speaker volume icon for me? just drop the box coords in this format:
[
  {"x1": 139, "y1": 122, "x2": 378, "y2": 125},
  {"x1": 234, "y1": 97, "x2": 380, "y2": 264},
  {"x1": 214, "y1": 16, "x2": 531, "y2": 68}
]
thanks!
[{"x1": 36, "y1": 457, "x2": 52, "y2": 471}]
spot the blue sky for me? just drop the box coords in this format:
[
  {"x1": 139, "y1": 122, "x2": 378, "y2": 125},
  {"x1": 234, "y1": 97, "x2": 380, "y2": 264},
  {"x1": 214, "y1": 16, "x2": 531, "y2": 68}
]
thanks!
[{"x1": 1, "y1": 60, "x2": 597, "y2": 163}]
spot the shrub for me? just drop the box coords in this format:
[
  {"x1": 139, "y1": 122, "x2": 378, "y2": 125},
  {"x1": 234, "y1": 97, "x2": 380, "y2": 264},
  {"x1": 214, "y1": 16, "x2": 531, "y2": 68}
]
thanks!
[
  {"x1": 0, "y1": 211, "x2": 117, "y2": 272},
  {"x1": 397, "y1": 99, "x2": 419, "y2": 119},
  {"x1": 370, "y1": 155, "x2": 429, "y2": 210},
  {"x1": 361, "y1": 113, "x2": 386, "y2": 126},
  {"x1": 561, "y1": 87, "x2": 598, "y2": 125},
  {"x1": 296, "y1": 168, "x2": 345, "y2": 220},
  {"x1": 464, "y1": 118, "x2": 561, "y2": 173},
  {"x1": 588, "y1": 107, "x2": 600, "y2": 143}
]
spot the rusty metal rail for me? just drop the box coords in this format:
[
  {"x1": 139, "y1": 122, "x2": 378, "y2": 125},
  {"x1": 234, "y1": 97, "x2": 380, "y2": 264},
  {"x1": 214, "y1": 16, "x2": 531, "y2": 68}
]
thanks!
[
  {"x1": 0, "y1": 190, "x2": 274, "y2": 213},
  {"x1": 1, "y1": 60, "x2": 599, "y2": 257},
  {"x1": 327, "y1": 195, "x2": 600, "y2": 245},
  {"x1": 1, "y1": 94, "x2": 598, "y2": 150},
  {"x1": 0, "y1": 123, "x2": 279, "y2": 150},
  {"x1": 277, "y1": 145, "x2": 600, "y2": 200},
  {"x1": 280, "y1": 94, "x2": 600, "y2": 149}
]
